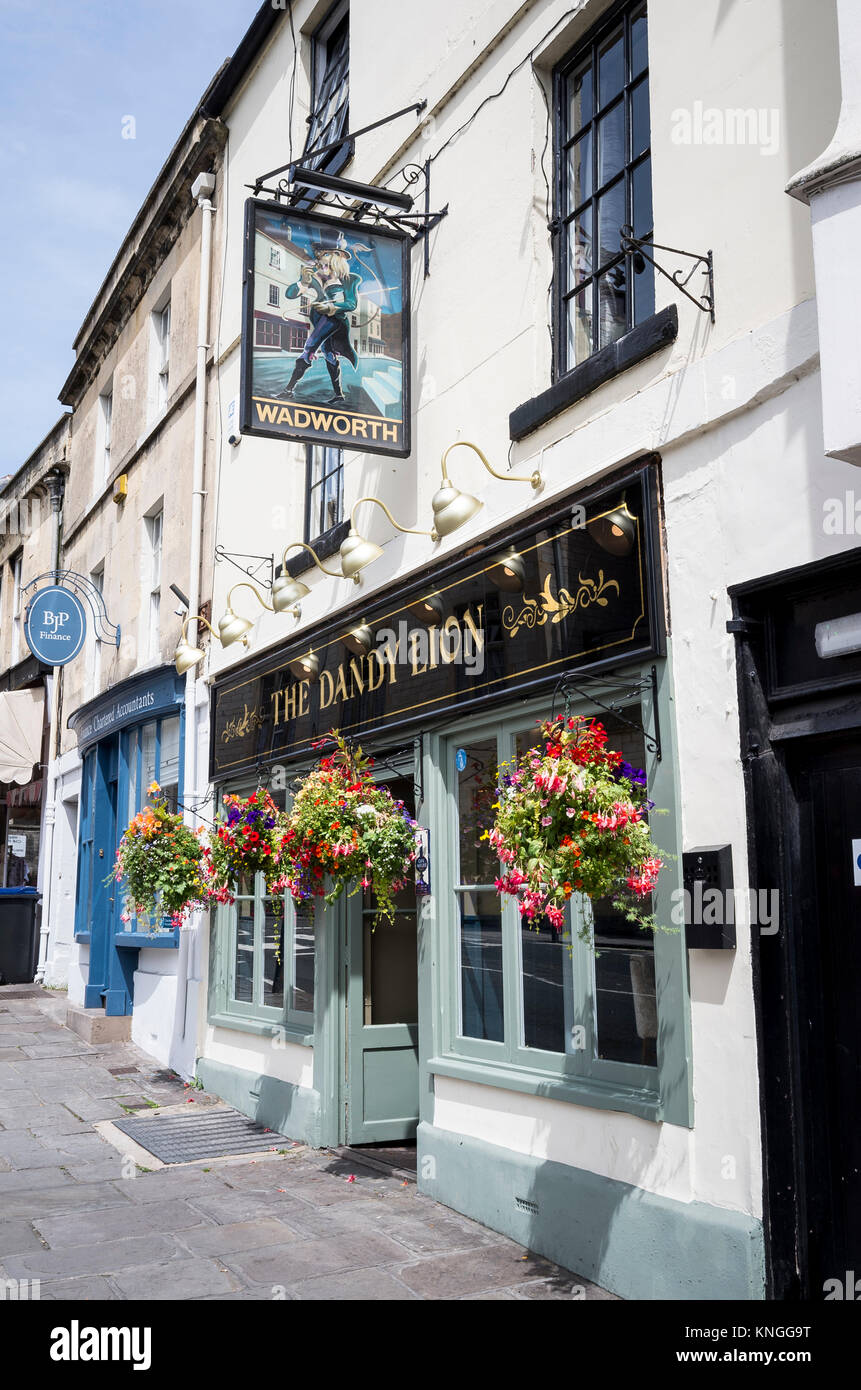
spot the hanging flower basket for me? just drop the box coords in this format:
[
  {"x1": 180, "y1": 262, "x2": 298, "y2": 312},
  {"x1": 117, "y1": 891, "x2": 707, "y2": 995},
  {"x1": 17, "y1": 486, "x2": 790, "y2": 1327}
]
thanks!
[
  {"x1": 489, "y1": 716, "x2": 664, "y2": 938},
  {"x1": 201, "y1": 790, "x2": 288, "y2": 905},
  {"x1": 280, "y1": 732, "x2": 418, "y2": 927},
  {"x1": 112, "y1": 782, "x2": 207, "y2": 930}
]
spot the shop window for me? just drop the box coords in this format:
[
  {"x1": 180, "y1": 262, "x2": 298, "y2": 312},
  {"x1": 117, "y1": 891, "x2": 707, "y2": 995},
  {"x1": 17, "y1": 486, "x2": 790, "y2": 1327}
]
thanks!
[
  {"x1": 256, "y1": 319, "x2": 282, "y2": 348},
  {"x1": 210, "y1": 786, "x2": 314, "y2": 1036},
  {"x1": 440, "y1": 701, "x2": 660, "y2": 1098},
  {"x1": 75, "y1": 712, "x2": 184, "y2": 938},
  {"x1": 554, "y1": 1, "x2": 652, "y2": 373},
  {"x1": 305, "y1": 444, "x2": 344, "y2": 544}
]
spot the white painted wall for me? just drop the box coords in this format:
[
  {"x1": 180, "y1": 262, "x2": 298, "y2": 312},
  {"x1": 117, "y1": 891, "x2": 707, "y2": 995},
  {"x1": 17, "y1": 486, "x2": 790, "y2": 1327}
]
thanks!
[{"x1": 198, "y1": 0, "x2": 848, "y2": 1221}]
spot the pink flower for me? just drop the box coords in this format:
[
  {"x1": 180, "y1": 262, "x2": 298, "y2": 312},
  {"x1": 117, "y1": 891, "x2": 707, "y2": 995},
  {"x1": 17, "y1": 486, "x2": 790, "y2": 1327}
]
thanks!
[{"x1": 541, "y1": 815, "x2": 552, "y2": 827}]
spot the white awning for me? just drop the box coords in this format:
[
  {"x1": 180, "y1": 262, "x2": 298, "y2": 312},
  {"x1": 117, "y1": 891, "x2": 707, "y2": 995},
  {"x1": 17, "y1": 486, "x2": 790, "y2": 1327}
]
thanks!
[{"x1": 0, "y1": 689, "x2": 45, "y2": 785}]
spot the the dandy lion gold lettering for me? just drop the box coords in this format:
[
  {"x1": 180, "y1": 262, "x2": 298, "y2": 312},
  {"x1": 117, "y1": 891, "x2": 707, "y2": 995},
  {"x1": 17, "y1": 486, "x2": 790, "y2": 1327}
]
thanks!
[
  {"x1": 440, "y1": 614, "x2": 462, "y2": 664},
  {"x1": 270, "y1": 689, "x2": 282, "y2": 724},
  {"x1": 367, "y1": 648, "x2": 386, "y2": 691},
  {"x1": 348, "y1": 658, "x2": 364, "y2": 697},
  {"x1": 319, "y1": 669, "x2": 335, "y2": 709},
  {"x1": 410, "y1": 630, "x2": 427, "y2": 676}
]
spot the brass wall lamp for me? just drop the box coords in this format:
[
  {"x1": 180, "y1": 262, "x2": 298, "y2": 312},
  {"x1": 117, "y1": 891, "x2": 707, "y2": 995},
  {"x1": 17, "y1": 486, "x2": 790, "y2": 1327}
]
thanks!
[
  {"x1": 218, "y1": 582, "x2": 274, "y2": 647},
  {"x1": 340, "y1": 496, "x2": 438, "y2": 581},
  {"x1": 272, "y1": 541, "x2": 356, "y2": 612},
  {"x1": 433, "y1": 440, "x2": 543, "y2": 538},
  {"x1": 174, "y1": 615, "x2": 218, "y2": 675},
  {"x1": 175, "y1": 582, "x2": 283, "y2": 675}
]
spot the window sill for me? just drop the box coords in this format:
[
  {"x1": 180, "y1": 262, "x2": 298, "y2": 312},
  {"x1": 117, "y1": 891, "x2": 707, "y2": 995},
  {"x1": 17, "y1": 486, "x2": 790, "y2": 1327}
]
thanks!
[
  {"x1": 427, "y1": 1052, "x2": 661, "y2": 1122},
  {"x1": 509, "y1": 305, "x2": 678, "y2": 442},
  {"x1": 115, "y1": 929, "x2": 179, "y2": 950},
  {"x1": 208, "y1": 1008, "x2": 314, "y2": 1046}
]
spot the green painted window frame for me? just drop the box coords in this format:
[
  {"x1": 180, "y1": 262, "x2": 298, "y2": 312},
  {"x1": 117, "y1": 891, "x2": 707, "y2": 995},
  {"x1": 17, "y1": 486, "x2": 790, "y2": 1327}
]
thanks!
[
  {"x1": 423, "y1": 659, "x2": 691, "y2": 1127},
  {"x1": 207, "y1": 780, "x2": 314, "y2": 1044}
]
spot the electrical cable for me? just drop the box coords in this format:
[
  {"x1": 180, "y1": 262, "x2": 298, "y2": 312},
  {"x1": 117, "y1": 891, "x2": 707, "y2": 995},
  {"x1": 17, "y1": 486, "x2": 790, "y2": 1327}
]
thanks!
[{"x1": 426, "y1": 4, "x2": 580, "y2": 172}]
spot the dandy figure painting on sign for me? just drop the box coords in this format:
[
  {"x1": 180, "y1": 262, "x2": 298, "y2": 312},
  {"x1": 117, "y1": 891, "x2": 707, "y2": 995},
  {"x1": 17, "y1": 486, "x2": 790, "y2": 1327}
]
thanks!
[{"x1": 242, "y1": 200, "x2": 410, "y2": 457}]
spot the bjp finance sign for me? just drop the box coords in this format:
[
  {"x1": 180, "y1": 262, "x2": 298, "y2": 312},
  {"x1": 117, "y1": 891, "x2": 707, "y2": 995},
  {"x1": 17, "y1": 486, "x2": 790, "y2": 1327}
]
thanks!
[
  {"x1": 240, "y1": 199, "x2": 410, "y2": 458},
  {"x1": 24, "y1": 586, "x2": 87, "y2": 666}
]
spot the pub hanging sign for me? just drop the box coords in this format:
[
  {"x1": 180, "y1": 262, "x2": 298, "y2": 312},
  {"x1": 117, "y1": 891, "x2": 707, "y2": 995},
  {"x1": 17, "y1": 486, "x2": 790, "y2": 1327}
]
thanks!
[
  {"x1": 210, "y1": 468, "x2": 665, "y2": 782},
  {"x1": 240, "y1": 199, "x2": 411, "y2": 458}
]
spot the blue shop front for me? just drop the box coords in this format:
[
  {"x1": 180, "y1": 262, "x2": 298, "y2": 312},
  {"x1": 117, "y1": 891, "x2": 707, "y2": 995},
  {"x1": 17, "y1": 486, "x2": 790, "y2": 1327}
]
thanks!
[{"x1": 68, "y1": 666, "x2": 185, "y2": 1016}]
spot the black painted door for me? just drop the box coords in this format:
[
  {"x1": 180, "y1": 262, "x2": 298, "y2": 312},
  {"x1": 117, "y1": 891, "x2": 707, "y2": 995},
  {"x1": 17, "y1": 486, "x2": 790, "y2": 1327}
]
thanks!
[{"x1": 789, "y1": 735, "x2": 861, "y2": 1296}]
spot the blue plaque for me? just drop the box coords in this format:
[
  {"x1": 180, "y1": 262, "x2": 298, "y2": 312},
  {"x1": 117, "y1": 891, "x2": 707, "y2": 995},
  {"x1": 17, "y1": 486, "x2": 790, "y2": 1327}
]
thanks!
[
  {"x1": 24, "y1": 586, "x2": 87, "y2": 666},
  {"x1": 455, "y1": 748, "x2": 468, "y2": 772}
]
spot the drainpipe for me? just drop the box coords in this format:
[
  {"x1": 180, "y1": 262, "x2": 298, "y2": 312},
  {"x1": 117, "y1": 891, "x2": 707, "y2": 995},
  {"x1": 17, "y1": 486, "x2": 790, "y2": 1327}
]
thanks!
[
  {"x1": 35, "y1": 465, "x2": 66, "y2": 982},
  {"x1": 177, "y1": 171, "x2": 216, "y2": 1052}
]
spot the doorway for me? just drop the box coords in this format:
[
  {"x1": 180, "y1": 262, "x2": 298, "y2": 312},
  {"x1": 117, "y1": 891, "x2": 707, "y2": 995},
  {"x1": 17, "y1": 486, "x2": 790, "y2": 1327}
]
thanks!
[
  {"x1": 341, "y1": 775, "x2": 419, "y2": 1145},
  {"x1": 731, "y1": 552, "x2": 861, "y2": 1299},
  {"x1": 780, "y1": 734, "x2": 861, "y2": 1295}
]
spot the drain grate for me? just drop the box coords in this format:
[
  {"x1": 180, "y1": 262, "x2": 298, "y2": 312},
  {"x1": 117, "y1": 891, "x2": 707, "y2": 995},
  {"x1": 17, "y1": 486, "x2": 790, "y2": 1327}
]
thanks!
[{"x1": 113, "y1": 1108, "x2": 295, "y2": 1164}]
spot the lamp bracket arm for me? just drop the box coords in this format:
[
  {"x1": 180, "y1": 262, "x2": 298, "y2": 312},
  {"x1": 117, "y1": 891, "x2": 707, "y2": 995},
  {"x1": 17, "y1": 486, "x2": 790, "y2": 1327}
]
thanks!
[
  {"x1": 351, "y1": 495, "x2": 434, "y2": 539},
  {"x1": 619, "y1": 226, "x2": 715, "y2": 323},
  {"x1": 441, "y1": 441, "x2": 541, "y2": 491},
  {"x1": 283, "y1": 541, "x2": 344, "y2": 579}
]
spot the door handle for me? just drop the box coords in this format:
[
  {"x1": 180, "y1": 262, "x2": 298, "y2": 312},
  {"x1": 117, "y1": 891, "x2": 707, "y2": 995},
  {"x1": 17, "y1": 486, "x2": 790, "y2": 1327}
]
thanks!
[{"x1": 99, "y1": 849, "x2": 104, "y2": 858}]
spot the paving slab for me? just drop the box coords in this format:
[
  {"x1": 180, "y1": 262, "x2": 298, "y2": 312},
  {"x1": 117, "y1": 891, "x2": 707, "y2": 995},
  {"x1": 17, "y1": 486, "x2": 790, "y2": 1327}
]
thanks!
[
  {"x1": 287, "y1": 1266, "x2": 421, "y2": 1300},
  {"x1": 224, "y1": 1230, "x2": 416, "y2": 1287},
  {"x1": 2, "y1": 1233, "x2": 181, "y2": 1280},
  {"x1": 0, "y1": 1219, "x2": 46, "y2": 1256},
  {"x1": 111, "y1": 1257, "x2": 243, "y2": 1300},
  {"x1": 41, "y1": 1275, "x2": 120, "y2": 1301},
  {"x1": 394, "y1": 1245, "x2": 558, "y2": 1299},
  {"x1": 178, "y1": 1218, "x2": 299, "y2": 1258},
  {"x1": 35, "y1": 1198, "x2": 213, "y2": 1249},
  {"x1": 0, "y1": 1183, "x2": 133, "y2": 1219}
]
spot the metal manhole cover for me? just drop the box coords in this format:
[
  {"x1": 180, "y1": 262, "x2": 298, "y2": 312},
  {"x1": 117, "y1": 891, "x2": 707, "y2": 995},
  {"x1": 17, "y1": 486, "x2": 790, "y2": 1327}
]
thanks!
[{"x1": 113, "y1": 1108, "x2": 295, "y2": 1164}]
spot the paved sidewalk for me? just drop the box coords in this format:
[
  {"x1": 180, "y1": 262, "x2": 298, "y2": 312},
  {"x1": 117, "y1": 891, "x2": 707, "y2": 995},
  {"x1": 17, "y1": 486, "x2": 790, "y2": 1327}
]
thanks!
[{"x1": 0, "y1": 984, "x2": 614, "y2": 1301}]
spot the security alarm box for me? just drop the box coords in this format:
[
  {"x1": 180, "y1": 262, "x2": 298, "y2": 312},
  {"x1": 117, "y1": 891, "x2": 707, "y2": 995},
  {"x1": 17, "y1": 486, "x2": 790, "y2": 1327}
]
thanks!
[{"x1": 682, "y1": 845, "x2": 736, "y2": 949}]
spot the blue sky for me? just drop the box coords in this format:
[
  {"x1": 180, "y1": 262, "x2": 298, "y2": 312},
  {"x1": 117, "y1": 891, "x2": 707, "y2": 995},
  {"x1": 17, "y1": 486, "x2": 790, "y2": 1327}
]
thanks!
[{"x1": 0, "y1": 0, "x2": 258, "y2": 476}]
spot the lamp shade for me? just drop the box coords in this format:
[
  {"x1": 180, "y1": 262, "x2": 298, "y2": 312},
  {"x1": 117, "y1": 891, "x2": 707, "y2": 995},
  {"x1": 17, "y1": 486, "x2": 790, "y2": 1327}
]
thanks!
[
  {"x1": 287, "y1": 650, "x2": 320, "y2": 681},
  {"x1": 340, "y1": 531, "x2": 384, "y2": 580},
  {"x1": 218, "y1": 608, "x2": 254, "y2": 647},
  {"x1": 431, "y1": 482, "x2": 482, "y2": 538},
  {"x1": 587, "y1": 508, "x2": 636, "y2": 556},
  {"x1": 272, "y1": 571, "x2": 310, "y2": 612},
  {"x1": 408, "y1": 593, "x2": 445, "y2": 624},
  {"x1": 488, "y1": 549, "x2": 525, "y2": 592},
  {"x1": 341, "y1": 622, "x2": 374, "y2": 656},
  {"x1": 173, "y1": 637, "x2": 206, "y2": 675}
]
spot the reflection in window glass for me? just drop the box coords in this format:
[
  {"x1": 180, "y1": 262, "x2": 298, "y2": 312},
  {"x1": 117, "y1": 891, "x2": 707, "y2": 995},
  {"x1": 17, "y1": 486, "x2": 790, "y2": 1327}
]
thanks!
[
  {"x1": 263, "y1": 904, "x2": 284, "y2": 1010},
  {"x1": 365, "y1": 908, "x2": 417, "y2": 1025},
  {"x1": 521, "y1": 916, "x2": 575, "y2": 1053},
  {"x1": 126, "y1": 729, "x2": 138, "y2": 821},
  {"x1": 159, "y1": 716, "x2": 181, "y2": 812},
  {"x1": 459, "y1": 891, "x2": 504, "y2": 1042},
  {"x1": 291, "y1": 900, "x2": 315, "y2": 1015},
  {"x1": 457, "y1": 739, "x2": 498, "y2": 885},
  {"x1": 234, "y1": 905, "x2": 254, "y2": 1002},
  {"x1": 141, "y1": 722, "x2": 157, "y2": 795},
  {"x1": 589, "y1": 717, "x2": 656, "y2": 1066}
]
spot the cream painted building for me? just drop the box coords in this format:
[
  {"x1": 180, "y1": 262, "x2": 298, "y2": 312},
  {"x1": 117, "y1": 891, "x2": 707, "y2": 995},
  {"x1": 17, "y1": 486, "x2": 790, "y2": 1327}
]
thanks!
[
  {"x1": 177, "y1": 0, "x2": 861, "y2": 1302},
  {"x1": 13, "y1": 0, "x2": 857, "y2": 1302},
  {"x1": 38, "y1": 89, "x2": 229, "y2": 1079}
]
